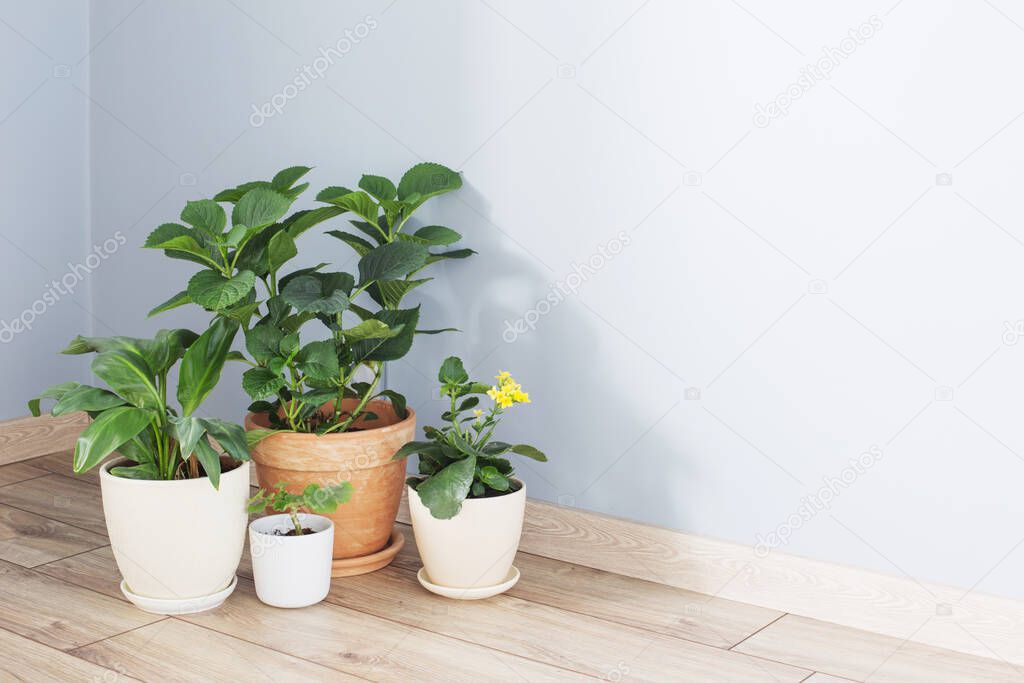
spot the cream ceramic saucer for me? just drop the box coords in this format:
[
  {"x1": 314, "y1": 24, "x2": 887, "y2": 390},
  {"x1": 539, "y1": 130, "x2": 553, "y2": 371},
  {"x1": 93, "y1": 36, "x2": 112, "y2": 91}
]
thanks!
[
  {"x1": 120, "y1": 575, "x2": 238, "y2": 615},
  {"x1": 416, "y1": 566, "x2": 520, "y2": 600}
]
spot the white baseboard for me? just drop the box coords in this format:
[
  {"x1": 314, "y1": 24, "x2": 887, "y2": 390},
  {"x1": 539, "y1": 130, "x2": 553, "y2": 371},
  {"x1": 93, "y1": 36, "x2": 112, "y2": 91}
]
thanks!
[{"x1": 399, "y1": 493, "x2": 1024, "y2": 666}]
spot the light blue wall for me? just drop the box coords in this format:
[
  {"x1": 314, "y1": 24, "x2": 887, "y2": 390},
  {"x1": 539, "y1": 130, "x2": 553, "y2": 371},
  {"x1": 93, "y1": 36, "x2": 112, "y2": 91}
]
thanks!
[
  {"x1": 0, "y1": 1, "x2": 91, "y2": 418},
  {"x1": 11, "y1": 0, "x2": 1024, "y2": 600}
]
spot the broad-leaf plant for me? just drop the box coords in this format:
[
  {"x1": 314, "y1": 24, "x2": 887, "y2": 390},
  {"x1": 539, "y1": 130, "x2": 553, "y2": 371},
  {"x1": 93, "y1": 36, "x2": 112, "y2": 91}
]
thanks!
[
  {"x1": 395, "y1": 357, "x2": 548, "y2": 519},
  {"x1": 146, "y1": 163, "x2": 472, "y2": 435},
  {"x1": 28, "y1": 320, "x2": 248, "y2": 488},
  {"x1": 248, "y1": 482, "x2": 353, "y2": 536}
]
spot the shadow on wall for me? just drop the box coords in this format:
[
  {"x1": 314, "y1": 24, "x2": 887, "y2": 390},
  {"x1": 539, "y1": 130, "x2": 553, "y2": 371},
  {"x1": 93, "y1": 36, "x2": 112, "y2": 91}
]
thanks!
[{"x1": 394, "y1": 180, "x2": 694, "y2": 542}]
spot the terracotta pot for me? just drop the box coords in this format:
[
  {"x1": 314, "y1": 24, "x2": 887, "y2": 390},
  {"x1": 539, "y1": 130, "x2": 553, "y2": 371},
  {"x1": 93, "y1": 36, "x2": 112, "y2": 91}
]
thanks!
[{"x1": 245, "y1": 398, "x2": 414, "y2": 575}]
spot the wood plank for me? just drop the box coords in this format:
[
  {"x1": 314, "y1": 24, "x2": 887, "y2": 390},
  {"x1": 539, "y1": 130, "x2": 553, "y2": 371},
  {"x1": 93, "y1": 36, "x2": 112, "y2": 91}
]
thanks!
[
  {"x1": 35, "y1": 545, "x2": 123, "y2": 600},
  {"x1": 30, "y1": 450, "x2": 102, "y2": 485},
  {"x1": 0, "y1": 502, "x2": 107, "y2": 567},
  {"x1": 0, "y1": 473, "x2": 107, "y2": 536},
  {"x1": 324, "y1": 565, "x2": 810, "y2": 682},
  {"x1": 400, "y1": 493, "x2": 1024, "y2": 666},
  {"x1": 0, "y1": 559, "x2": 160, "y2": 650},
  {"x1": 804, "y1": 674, "x2": 858, "y2": 682},
  {"x1": 181, "y1": 577, "x2": 593, "y2": 682},
  {"x1": 0, "y1": 413, "x2": 88, "y2": 464},
  {"x1": 734, "y1": 614, "x2": 1024, "y2": 682},
  {"x1": 74, "y1": 618, "x2": 351, "y2": 682},
  {"x1": 0, "y1": 460, "x2": 49, "y2": 487},
  {"x1": 0, "y1": 625, "x2": 138, "y2": 682},
  {"x1": 392, "y1": 525, "x2": 783, "y2": 648}
]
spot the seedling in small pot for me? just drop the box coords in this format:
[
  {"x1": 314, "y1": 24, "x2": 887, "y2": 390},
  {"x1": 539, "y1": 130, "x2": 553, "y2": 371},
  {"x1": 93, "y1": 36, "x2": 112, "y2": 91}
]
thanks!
[{"x1": 248, "y1": 482, "x2": 352, "y2": 536}]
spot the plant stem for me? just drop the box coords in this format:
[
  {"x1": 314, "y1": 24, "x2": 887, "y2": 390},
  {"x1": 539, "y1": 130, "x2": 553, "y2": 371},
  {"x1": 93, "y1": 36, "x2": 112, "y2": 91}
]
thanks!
[
  {"x1": 289, "y1": 509, "x2": 303, "y2": 536},
  {"x1": 324, "y1": 362, "x2": 381, "y2": 434}
]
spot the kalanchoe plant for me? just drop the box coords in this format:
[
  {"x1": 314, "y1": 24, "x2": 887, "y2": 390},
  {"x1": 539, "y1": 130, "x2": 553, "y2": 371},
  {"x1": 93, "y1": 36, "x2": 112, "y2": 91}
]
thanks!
[
  {"x1": 28, "y1": 319, "x2": 248, "y2": 488},
  {"x1": 395, "y1": 357, "x2": 548, "y2": 519},
  {"x1": 147, "y1": 163, "x2": 472, "y2": 435},
  {"x1": 248, "y1": 482, "x2": 353, "y2": 536}
]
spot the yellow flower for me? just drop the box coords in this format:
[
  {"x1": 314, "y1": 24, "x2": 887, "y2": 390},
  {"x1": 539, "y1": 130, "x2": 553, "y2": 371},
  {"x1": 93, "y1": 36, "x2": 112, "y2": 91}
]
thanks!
[
  {"x1": 473, "y1": 409, "x2": 483, "y2": 417},
  {"x1": 496, "y1": 371, "x2": 511, "y2": 382},
  {"x1": 485, "y1": 372, "x2": 531, "y2": 409}
]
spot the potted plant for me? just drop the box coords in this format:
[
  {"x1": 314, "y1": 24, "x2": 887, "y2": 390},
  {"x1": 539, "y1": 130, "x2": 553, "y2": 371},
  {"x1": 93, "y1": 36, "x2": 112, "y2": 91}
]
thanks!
[
  {"x1": 247, "y1": 482, "x2": 351, "y2": 608},
  {"x1": 28, "y1": 320, "x2": 251, "y2": 614},
  {"x1": 147, "y1": 163, "x2": 473, "y2": 576},
  {"x1": 395, "y1": 357, "x2": 548, "y2": 599}
]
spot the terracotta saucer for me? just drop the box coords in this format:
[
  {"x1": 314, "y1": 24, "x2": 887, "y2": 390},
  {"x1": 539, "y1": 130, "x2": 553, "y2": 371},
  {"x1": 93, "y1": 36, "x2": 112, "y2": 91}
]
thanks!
[{"x1": 331, "y1": 529, "x2": 405, "y2": 577}]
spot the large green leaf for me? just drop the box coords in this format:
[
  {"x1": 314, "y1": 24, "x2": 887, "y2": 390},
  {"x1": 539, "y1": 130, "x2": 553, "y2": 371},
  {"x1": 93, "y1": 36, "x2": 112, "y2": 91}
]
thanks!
[
  {"x1": 511, "y1": 444, "x2": 547, "y2": 461},
  {"x1": 109, "y1": 463, "x2": 160, "y2": 480},
  {"x1": 187, "y1": 270, "x2": 256, "y2": 311},
  {"x1": 193, "y1": 436, "x2": 223, "y2": 489},
  {"x1": 438, "y1": 356, "x2": 469, "y2": 384},
  {"x1": 28, "y1": 381, "x2": 80, "y2": 416},
  {"x1": 266, "y1": 230, "x2": 297, "y2": 271},
  {"x1": 52, "y1": 385, "x2": 127, "y2": 416},
  {"x1": 413, "y1": 454, "x2": 476, "y2": 519},
  {"x1": 73, "y1": 406, "x2": 154, "y2": 473},
  {"x1": 284, "y1": 206, "x2": 346, "y2": 239},
  {"x1": 412, "y1": 225, "x2": 461, "y2": 245},
  {"x1": 91, "y1": 351, "x2": 161, "y2": 410},
  {"x1": 172, "y1": 415, "x2": 206, "y2": 460},
  {"x1": 245, "y1": 323, "x2": 285, "y2": 364},
  {"x1": 326, "y1": 230, "x2": 374, "y2": 257},
  {"x1": 358, "y1": 174, "x2": 397, "y2": 201},
  {"x1": 349, "y1": 307, "x2": 419, "y2": 362},
  {"x1": 397, "y1": 162, "x2": 462, "y2": 202},
  {"x1": 214, "y1": 180, "x2": 271, "y2": 203},
  {"x1": 180, "y1": 200, "x2": 226, "y2": 237},
  {"x1": 369, "y1": 278, "x2": 430, "y2": 309},
  {"x1": 148, "y1": 290, "x2": 190, "y2": 317},
  {"x1": 271, "y1": 166, "x2": 312, "y2": 191},
  {"x1": 297, "y1": 340, "x2": 340, "y2": 381},
  {"x1": 201, "y1": 418, "x2": 250, "y2": 463},
  {"x1": 281, "y1": 274, "x2": 350, "y2": 314},
  {"x1": 148, "y1": 328, "x2": 199, "y2": 373},
  {"x1": 358, "y1": 242, "x2": 429, "y2": 284},
  {"x1": 242, "y1": 367, "x2": 286, "y2": 400},
  {"x1": 328, "y1": 191, "x2": 380, "y2": 227},
  {"x1": 144, "y1": 223, "x2": 216, "y2": 265},
  {"x1": 341, "y1": 319, "x2": 397, "y2": 342},
  {"x1": 232, "y1": 187, "x2": 292, "y2": 230},
  {"x1": 177, "y1": 317, "x2": 239, "y2": 416}
]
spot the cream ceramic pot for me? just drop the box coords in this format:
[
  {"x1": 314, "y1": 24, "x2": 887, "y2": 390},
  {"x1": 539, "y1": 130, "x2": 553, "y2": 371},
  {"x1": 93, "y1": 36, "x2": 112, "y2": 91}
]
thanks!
[
  {"x1": 408, "y1": 482, "x2": 526, "y2": 588},
  {"x1": 249, "y1": 513, "x2": 334, "y2": 608},
  {"x1": 99, "y1": 459, "x2": 249, "y2": 611}
]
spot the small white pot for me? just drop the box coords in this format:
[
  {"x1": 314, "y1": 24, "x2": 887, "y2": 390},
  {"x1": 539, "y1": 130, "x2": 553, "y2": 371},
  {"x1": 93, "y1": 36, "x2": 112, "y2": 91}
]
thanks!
[
  {"x1": 99, "y1": 460, "x2": 249, "y2": 614},
  {"x1": 249, "y1": 513, "x2": 334, "y2": 608},
  {"x1": 408, "y1": 482, "x2": 526, "y2": 589}
]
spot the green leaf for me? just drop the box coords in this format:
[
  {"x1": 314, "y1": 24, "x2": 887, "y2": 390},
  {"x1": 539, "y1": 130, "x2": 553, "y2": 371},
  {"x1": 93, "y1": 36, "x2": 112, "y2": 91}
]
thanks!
[
  {"x1": 109, "y1": 463, "x2": 160, "y2": 480},
  {"x1": 144, "y1": 223, "x2": 216, "y2": 264},
  {"x1": 245, "y1": 428, "x2": 281, "y2": 448},
  {"x1": 201, "y1": 418, "x2": 250, "y2": 463},
  {"x1": 297, "y1": 340, "x2": 339, "y2": 381},
  {"x1": 315, "y1": 186, "x2": 354, "y2": 202},
  {"x1": 282, "y1": 274, "x2": 350, "y2": 314},
  {"x1": 187, "y1": 270, "x2": 256, "y2": 311},
  {"x1": 328, "y1": 191, "x2": 380, "y2": 227},
  {"x1": 369, "y1": 278, "x2": 431, "y2": 309},
  {"x1": 271, "y1": 166, "x2": 312, "y2": 191},
  {"x1": 172, "y1": 415, "x2": 206, "y2": 460},
  {"x1": 267, "y1": 230, "x2": 297, "y2": 271},
  {"x1": 438, "y1": 356, "x2": 469, "y2": 384},
  {"x1": 28, "y1": 381, "x2": 80, "y2": 416},
  {"x1": 416, "y1": 327, "x2": 459, "y2": 335},
  {"x1": 342, "y1": 319, "x2": 395, "y2": 342},
  {"x1": 326, "y1": 230, "x2": 374, "y2": 257},
  {"x1": 392, "y1": 439, "x2": 436, "y2": 461},
  {"x1": 358, "y1": 174, "x2": 397, "y2": 201},
  {"x1": 148, "y1": 328, "x2": 199, "y2": 374},
  {"x1": 143, "y1": 222, "x2": 192, "y2": 248},
  {"x1": 482, "y1": 441, "x2": 512, "y2": 455},
  {"x1": 193, "y1": 436, "x2": 222, "y2": 489},
  {"x1": 426, "y1": 248, "x2": 476, "y2": 264},
  {"x1": 214, "y1": 181, "x2": 271, "y2": 203},
  {"x1": 177, "y1": 317, "x2": 240, "y2": 416},
  {"x1": 349, "y1": 307, "x2": 419, "y2": 362},
  {"x1": 232, "y1": 187, "x2": 292, "y2": 230},
  {"x1": 91, "y1": 351, "x2": 160, "y2": 410},
  {"x1": 301, "y1": 482, "x2": 353, "y2": 513},
  {"x1": 413, "y1": 225, "x2": 461, "y2": 245},
  {"x1": 243, "y1": 367, "x2": 286, "y2": 400},
  {"x1": 397, "y1": 162, "x2": 462, "y2": 202},
  {"x1": 479, "y1": 465, "x2": 510, "y2": 492},
  {"x1": 148, "y1": 290, "x2": 191, "y2": 317},
  {"x1": 358, "y1": 242, "x2": 429, "y2": 284},
  {"x1": 413, "y1": 455, "x2": 476, "y2": 519},
  {"x1": 52, "y1": 385, "x2": 127, "y2": 416},
  {"x1": 511, "y1": 444, "x2": 547, "y2": 462},
  {"x1": 73, "y1": 407, "x2": 154, "y2": 473},
  {"x1": 180, "y1": 200, "x2": 226, "y2": 236},
  {"x1": 376, "y1": 389, "x2": 408, "y2": 419},
  {"x1": 245, "y1": 323, "x2": 284, "y2": 364},
  {"x1": 224, "y1": 224, "x2": 247, "y2": 247},
  {"x1": 284, "y1": 206, "x2": 346, "y2": 239}
]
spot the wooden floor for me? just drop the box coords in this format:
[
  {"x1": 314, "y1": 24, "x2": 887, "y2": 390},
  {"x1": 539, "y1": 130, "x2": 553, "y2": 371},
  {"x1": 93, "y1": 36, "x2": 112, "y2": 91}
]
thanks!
[{"x1": 0, "y1": 453, "x2": 1021, "y2": 682}]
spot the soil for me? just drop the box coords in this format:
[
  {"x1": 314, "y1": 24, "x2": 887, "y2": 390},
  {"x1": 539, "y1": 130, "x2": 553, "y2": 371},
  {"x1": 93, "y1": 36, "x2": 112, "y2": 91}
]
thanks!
[{"x1": 274, "y1": 527, "x2": 319, "y2": 537}]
